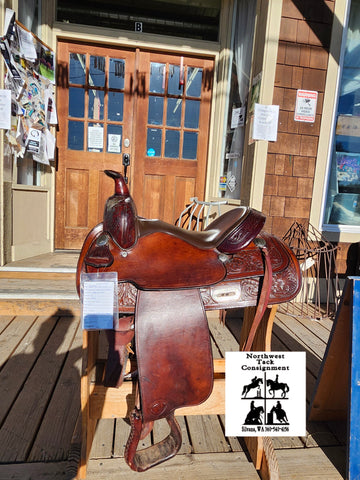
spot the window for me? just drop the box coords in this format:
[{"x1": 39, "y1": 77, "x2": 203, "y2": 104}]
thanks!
[
  {"x1": 146, "y1": 62, "x2": 202, "y2": 160},
  {"x1": 18, "y1": 0, "x2": 41, "y2": 37},
  {"x1": 17, "y1": 0, "x2": 44, "y2": 186},
  {"x1": 323, "y1": 0, "x2": 360, "y2": 228},
  {"x1": 57, "y1": 0, "x2": 220, "y2": 42},
  {"x1": 220, "y1": 0, "x2": 256, "y2": 199},
  {"x1": 67, "y1": 53, "x2": 126, "y2": 154}
]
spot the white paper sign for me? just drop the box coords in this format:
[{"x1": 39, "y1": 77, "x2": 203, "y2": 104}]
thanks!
[
  {"x1": 226, "y1": 351, "x2": 306, "y2": 437},
  {"x1": 0, "y1": 89, "x2": 11, "y2": 129},
  {"x1": 26, "y1": 127, "x2": 41, "y2": 154},
  {"x1": 294, "y1": 89, "x2": 318, "y2": 122},
  {"x1": 45, "y1": 129, "x2": 56, "y2": 161},
  {"x1": 3, "y1": 8, "x2": 15, "y2": 39},
  {"x1": 16, "y1": 117, "x2": 25, "y2": 145},
  {"x1": 231, "y1": 106, "x2": 245, "y2": 129},
  {"x1": 16, "y1": 24, "x2": 37, "y2": 61},
  {"x1": 31, "y1": 130, "x2": 50, "y2": 165},
  {"x1": 108, "y1": 133, "x2": 121, "y2": 153},
  {"x1": 252, "y1": 103, "x2": 279, "y2": 142},
  {"x1": 44, "y1": 87, "x2": 58, "y2": 125},
  {"x1": 88, "y1": 125, "x2": 104, "y2": 150}
]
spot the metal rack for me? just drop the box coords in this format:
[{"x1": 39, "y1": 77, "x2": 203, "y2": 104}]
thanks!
[{"x1": 280, "y1": 221, "x2": 340, "y2": 320}]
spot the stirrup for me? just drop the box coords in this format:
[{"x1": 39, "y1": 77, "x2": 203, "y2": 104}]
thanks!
[{"x1": 124, "y1": 407, "x2": 182, "y2": 472}]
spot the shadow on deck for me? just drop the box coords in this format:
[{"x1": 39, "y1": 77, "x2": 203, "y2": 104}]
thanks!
[{"x1": 0, "y1": 302, "x2": 347, "y2": 480}]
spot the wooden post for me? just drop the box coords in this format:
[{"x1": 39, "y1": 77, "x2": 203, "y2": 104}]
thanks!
[
  {"x1": 78, "y1": 330, "x2": 98, "y2": 480},
  {"x1": 77, "y1": 306, "x2": 279, "y2": 479},
  {"x1": 240, "y1": 305, "x2": 280, "y2": 480},
  {"x1": 309, "y1": 280, "x2": 351, "y2": 421},
  {"x1": 309, "y1": 278, "x2": 360, "y2": 480}
]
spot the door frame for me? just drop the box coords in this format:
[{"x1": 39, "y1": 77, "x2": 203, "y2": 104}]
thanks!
[
  {"x1": 50, "y1": 19, "x2": 230, "y2": 249},
  {"x1": 55, "y1": 37, "x2": 219, "y2": 249},
  {"x1": 55, "y1": 40, "x2": 137, "y2": 249}
]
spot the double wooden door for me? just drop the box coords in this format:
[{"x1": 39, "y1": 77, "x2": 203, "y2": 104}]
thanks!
[{"x1": 55, "y1": 40, "x2": 214, "y2": 249}]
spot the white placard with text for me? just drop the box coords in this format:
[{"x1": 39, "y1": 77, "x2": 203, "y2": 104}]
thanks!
[{"x1": 226, "y1": 351, "x2": 306, "y2": 436}]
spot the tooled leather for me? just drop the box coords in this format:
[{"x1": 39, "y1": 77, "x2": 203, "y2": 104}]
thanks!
[
  {"x1": 226, "y1": 232, "x2": 290, "y2": 279},
  {"x1": 216, "y1": 208, "x2": 266, "y2": 253}
]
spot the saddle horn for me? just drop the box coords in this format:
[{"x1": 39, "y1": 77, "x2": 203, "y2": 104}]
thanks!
[
  {"x1": 105, "y1": 169, "x2": 130, "y2": 195},
  {"x1": 103, "y1": 170, "x2": 138, "y2": 249}
]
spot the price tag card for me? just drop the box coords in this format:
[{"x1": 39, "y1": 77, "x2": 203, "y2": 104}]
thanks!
[{"x1": 80, "y1": 272, "x2": 118, "y2": 330}]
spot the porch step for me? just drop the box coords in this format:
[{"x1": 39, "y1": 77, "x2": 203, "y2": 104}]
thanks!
[
  {"x1": 0, "y1": 270, "x2": 75, "y2": 280},
  {"x1": 0, "y1": 276, "x2": 80, "y2": 315},
  {"x1": 0, "y1": 277, "x2": 78, "y2": 299},
  {"x1": 0, "y1": 297, "x2": 81, "y2": 316},
  {"x1": 0, "y1": 251, "x2": 80, "y2": 315}
]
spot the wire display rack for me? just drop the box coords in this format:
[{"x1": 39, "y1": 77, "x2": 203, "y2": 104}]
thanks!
[{"x1": 279, "y1": 221, "x2": 340, "y2": 320}]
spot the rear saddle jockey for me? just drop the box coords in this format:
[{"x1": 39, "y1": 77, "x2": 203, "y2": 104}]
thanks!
[{"x1": 76, "y1": 169, "x2": 301, "y2": 472}]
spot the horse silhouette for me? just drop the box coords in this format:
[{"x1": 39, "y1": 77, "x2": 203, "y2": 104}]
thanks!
[
  {"x1": 267, "y1": 379, "x2": 289, "y2": 398},
  {"x1": 244, "y1": 405, "x2": 264, "y2": 425},
  {"x1": 271, "y1": 405, "x2": 289, "y2": 423},
  {"x1": 242, "y1": 377, "x2": 263, "y2": 398}
]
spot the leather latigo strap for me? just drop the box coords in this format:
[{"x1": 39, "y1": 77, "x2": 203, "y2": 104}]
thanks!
[
  {"x1": 125, "y1": 289, "x2": 213, "y2": 472},
  {"x1": 242, "y1": 238, "x2": 273, "y2": 351},
  {"x1": 104, "y1": 315, "x2": 134, "y2": 388}
]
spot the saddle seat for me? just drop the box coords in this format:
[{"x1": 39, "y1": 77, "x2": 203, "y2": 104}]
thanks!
[
  {"x1": 101, "y1": 171, "x2": 265, "y2": 254},
  {"x1": 81, "y1": 170, "x2": 266, "y2": 290},
  {"x1": 137, "y1": 205, "x2": 266, "y2": 253}
]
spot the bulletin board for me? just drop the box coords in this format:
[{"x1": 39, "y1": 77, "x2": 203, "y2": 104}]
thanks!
[{"x1": 0, "y1": 9, "x2": 57, "y2": 166}]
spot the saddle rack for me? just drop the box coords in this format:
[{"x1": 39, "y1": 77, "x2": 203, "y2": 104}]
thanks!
[{"x1": 78, "y1": 305, "x2": 279, "y2": 479}]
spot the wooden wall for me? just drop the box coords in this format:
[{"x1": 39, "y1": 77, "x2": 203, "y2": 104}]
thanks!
[{"x1": 262, "y1": 0, "x2": 335, "y2": 238}]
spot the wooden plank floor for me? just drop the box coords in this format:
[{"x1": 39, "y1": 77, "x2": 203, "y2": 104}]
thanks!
[{"x1": 0, "y1": 306, "x2": 347, "y2": 480}]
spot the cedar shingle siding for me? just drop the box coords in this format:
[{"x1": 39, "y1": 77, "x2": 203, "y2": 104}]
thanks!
[{"x1": 263, "y1": 0, "x2": 335, "y2": 237}]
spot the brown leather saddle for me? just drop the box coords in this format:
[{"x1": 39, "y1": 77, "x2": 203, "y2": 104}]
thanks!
[{"x1": 76, "y1": 170, "x2": 301, "y2": 472}]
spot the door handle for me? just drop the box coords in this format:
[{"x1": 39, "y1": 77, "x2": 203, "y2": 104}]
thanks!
[{"x1": 123, "y1": 153, "x2": 130, "y2": 183}]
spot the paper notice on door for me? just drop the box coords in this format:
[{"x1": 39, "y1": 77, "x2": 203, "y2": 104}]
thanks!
[
  {"x1": 108, "y1": 133, "x2": 121, "y2": 153},
  {"x1": 252, "y1": 103, "x2": 279, "y2": 142},
  {"x1": 88, "y1": 125, "x2": 104, "y2": 150}
]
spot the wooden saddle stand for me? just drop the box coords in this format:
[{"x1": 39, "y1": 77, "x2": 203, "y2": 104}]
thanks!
[{"x1": 76, "y1": 170, "x2": 301, "y2": 478}]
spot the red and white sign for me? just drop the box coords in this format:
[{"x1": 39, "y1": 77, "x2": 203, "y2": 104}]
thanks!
[{"x1": 294, "y1": 90, "x2": 318, "y2": 123}]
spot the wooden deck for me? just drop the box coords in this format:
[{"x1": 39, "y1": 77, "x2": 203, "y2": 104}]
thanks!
[
  {"x1": 0, "y1": 252, "x2": 347, "y2": 480},
  {"x1": 0, "y1": 304, "x2": 347, "y2": 479}
]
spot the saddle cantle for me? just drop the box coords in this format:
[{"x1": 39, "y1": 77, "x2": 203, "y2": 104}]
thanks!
[{"x1": 76, "y1": 170, "x2": 301, "y2": 472}]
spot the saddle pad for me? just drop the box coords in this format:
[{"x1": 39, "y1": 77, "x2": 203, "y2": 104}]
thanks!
[{"x1": 135, "y1": 289, "x2": 214, "y2": 424}]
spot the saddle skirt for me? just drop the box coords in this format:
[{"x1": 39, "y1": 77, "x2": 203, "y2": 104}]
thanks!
[{"x1": 76, "y1": 170, "x2": 301, "y2": 472}]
